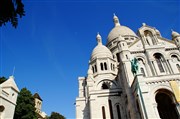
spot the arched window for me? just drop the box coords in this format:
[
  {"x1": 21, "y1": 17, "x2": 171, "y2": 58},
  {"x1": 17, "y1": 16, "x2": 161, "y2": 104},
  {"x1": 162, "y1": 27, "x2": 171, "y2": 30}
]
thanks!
[
  {"x1": 92, "y1": 66, "x2": 94, "y2": 73},
  {"x1": 100, "y1": 63, "x2": 104, "y2": 71},
  {"x1": 111, "y1": 63, "x2": 113, "y2": 70},
  {"x1": 108, "y1": 100, "x2": 114, "y2": 119},
  {"x1": 102, "y1": 82, "x2": 111, "y2": 89},
  {"x1": 144, "y1": 31, "x2": 155, "y2": 45},
  {"x1": 171, "y1": 55, "x2": 179, "y2": 63},
  {"x1": 116, "y1": 105, "x2": 121, "y2": 119},
  {"x1": 176, "y1": 64, "x2": 180, "y2": 72},
  {"x1": 104, "y1": 62, "x2": 107, "y2": 70},
  {"x1": 0, "y1": 105, "x2": 5, "y2": 112},
  {"x1": 171, "y1": 55, "x2": 180, "y2": 73},
  {"x1": 102, "y1": 83, "x2": 109, "y2": 89},
  {"x1": 113, "y1": 64, "x2": 115, "y2": 71},
  {"x1": 138, "y1": 58, "x2": 146, "y2": 76},
  {"x1": 94, "y1": 65, "x2": 97, "y2": 72},
  {"x1": 116, "y1": 53, "x2": 120, "y2": 62},
  {"x1": 154, "y1": 54, "x2": 165, "y2": 72},
  {"x1": 140, "y1": 68, "x2": 145, "y2": 76},
  {"x1": 126, "y1": 55, "x2": 128, "y2": 59},
  {"x1": 102, "y1": 106, "x2": 106, "y2": 119},
  {"x1": 156, "y1": 92, "x2": 179, "y2": 119}
]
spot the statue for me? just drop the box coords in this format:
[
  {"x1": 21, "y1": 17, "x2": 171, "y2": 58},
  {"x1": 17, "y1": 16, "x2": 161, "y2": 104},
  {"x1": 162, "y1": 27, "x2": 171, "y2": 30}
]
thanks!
[{"x1": 131, "y1": 58, "x2": 139, "y2": 75}]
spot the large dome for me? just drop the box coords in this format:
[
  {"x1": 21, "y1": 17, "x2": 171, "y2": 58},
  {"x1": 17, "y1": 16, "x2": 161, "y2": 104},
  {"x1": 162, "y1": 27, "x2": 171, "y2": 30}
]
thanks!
[
  {"x1": 107, "y1": 14, "x2": 137, "y2": 44},
  {"x1": 107, "y1": 26, "x2": 137, "y2": 43},
  {"x1": 91, "y1": 34, "x2": 113, "y2": 61}
]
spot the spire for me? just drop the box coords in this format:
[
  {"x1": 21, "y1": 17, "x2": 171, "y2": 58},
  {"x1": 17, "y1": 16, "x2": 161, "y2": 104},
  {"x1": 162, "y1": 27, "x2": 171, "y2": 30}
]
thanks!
[
  {"x1": 113, "y1": 13, "x2": 120, "y2": 27},
  {"x1": 96, "y1": 32, "x2": 102, "y2": 45}
]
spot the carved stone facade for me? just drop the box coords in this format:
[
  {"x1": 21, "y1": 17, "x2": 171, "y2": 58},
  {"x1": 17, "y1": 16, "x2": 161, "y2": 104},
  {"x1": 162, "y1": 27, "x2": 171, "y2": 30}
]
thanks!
[{"x1": 76, "y1": 15, "x2": 180, "y2": 119}]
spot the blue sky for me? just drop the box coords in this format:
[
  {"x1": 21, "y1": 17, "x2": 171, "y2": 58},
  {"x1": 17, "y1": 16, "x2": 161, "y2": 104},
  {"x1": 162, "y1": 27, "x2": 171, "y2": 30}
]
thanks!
[{"x1": 0, "y1": 0, "x2": 179, "y2": 118}]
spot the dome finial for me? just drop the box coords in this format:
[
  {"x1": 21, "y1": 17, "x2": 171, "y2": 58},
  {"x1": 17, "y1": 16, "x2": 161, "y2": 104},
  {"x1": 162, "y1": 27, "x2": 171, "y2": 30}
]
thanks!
[
  {"x1": 113, "y1": 13, "x2": 120, "y2": 27},
  {"x1": 96, "y1": 32, "x2": 102, "y2": 45}
]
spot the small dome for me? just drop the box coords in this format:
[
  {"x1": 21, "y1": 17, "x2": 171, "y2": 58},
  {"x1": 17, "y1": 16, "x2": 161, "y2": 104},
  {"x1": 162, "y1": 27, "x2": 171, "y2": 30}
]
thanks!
[
  {"x1": 107, "y1": 15, "x2": 137, "y2": 44},
  {"x1": 172, "y1": 30, "x2": 179, "y2": 39},
  {"x1": 91, "y1": 33, "x2": 113, "y2": 60}
]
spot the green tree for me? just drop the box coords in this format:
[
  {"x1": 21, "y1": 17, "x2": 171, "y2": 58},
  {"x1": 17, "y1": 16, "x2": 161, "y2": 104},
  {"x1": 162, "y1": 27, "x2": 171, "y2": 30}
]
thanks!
[
  {"x1": 48, "y1": 112, "x2": 65, "y2": 119},
  {"x1": 0, "y1": 0, "x2": 25, "y2": 28},
  {"x1": 0, "y1": 76, "x2": 7, "y2": 84},
  {"x1": 14, "y1": 88, "x2": 37, "y2": 119}
]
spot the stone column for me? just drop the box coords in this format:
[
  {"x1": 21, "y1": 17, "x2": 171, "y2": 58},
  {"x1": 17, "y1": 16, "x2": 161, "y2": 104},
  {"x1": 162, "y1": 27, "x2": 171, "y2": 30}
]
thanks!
[
  {"x1": 167, "y1": 59, "x2": 174, "y2": 74},
  {"x1": 150, "y1": 60, "x2": 157, "y2": 76},
  {"x1": 152, "y1": 103, "x2": 161, "y2": 119}
]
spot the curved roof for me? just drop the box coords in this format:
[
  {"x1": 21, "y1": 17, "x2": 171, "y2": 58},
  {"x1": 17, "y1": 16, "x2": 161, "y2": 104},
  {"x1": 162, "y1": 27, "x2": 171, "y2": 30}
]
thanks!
[
  {"x1": 107, "y1": 25, "x2": 137, "y2": 44},
  {"x1": 91, "y1": 33, "x2": 113, "y2": 60},
  {"x1": 107, "y1": 14, "x2": 137, "y2": 44},
  {"x1": 91, "y1": 44, "x2": 113, "y2": 60}
]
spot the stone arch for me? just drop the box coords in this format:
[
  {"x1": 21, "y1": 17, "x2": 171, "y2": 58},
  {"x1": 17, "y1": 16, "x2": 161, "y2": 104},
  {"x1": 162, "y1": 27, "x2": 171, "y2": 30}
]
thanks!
[
  {"x1": 151, "y1": 51, "x2": 167, "y2": 59},
  {"x1": 155, "y1": 89, "x2": 179, "y2": 119},
  {"x1": 100, "y1": 104, "x2": 108, "y2": 119},
  {"x1": 169, "y1": 52, "x2": 180, "y2": 60},
  {"x1": 134, "y1": 55, "x2": 149, "y2": 76},
  {"x1": 169, "y1": 53, "x2": 180, "y2": 73},
  {"x1": 153, "y1": 53, "x2": 167, "y2": 73},
  {"x1": 139, "y1": 27, "x2": 157, "y2": 36},
  {"x1": 96, "y1": 79, "x2": 117, "y2": 90},
  {"x1": 143, "y1": 30, "x2": 156, "y2": 45},
  {"x1": 114, "y1": 103, "x2": 122, "y2": 119},
  {"x1": 135, "y1": 55, "x2": 147, "y2": 63},
  {"x1": 150, "y1": 84, "x2": 174, "y2": 104}
]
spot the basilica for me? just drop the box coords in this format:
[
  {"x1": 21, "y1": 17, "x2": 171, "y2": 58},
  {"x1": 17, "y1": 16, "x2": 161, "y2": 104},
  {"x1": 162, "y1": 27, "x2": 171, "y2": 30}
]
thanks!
[{"x1": 75, "y1": 15, "x2": 180, "y2": 119}]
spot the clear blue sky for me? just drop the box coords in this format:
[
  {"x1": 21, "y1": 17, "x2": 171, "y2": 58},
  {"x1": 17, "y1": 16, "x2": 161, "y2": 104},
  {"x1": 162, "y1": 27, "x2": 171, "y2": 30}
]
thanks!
[{"x1": 0, "y1": 0, "x2": 179, "y2": 118}]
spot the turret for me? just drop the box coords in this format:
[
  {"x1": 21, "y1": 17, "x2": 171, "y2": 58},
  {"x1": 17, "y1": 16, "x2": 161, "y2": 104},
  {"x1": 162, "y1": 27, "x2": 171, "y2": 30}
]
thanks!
[
  {"x1": 172, "y1": 30, "x2": 180, "y2": 48},
  {"x1": 117, "y1": 35, "x2": 131, "y2": 62}
]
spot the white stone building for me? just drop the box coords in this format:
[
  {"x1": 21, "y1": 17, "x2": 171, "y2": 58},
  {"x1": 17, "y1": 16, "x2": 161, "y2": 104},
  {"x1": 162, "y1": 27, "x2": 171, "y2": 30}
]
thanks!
[
  {"x1": 76, "y1": 14, "x2": 180, "y2": 119},
  {"x1": 0, "y1": 76, "x2": 19, "y2": 119}
]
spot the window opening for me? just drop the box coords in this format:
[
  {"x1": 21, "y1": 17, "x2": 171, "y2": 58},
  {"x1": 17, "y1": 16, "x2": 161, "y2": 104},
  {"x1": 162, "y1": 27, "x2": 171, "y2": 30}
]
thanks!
[
  {"x1": 109, "y1": 100, "x2": 114, "y2": 119},
  {"x1": 156, "y1": 92, "x2": 179, "y2": 119},
  {"x1": 154, "y1": 55, "x2": 165, "y2": 72},
  {"x1": 95, "y1": 65, "x2": 97, "y2": 72},
  {"x1": 102, "y1": 106, "x2": 106, "y2": 119},
  {"x1": 116, "y1": 105, "x2": 121, "y2": 119},
  {"x1": 101, "y1": 63, "x2": 104, "y2": 71},
  {"x1": 140, "y1": 68, "x2": 145, "y2": 76},
  {"x1": 104, "y1": 62, "x2": 107, "y2": 70},
  {"x1": 92, "y1": 66, "x2": 94, "y2": 73},
  {"x1": 176, "y1": 64, "x2": 180, "y2": 72}
]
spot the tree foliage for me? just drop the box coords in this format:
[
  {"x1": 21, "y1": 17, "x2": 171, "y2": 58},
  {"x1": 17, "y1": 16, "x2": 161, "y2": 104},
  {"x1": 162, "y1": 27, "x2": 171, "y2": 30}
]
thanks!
[
  {"x1": 48, "y1": 112, "x2": 65, "y2": 119},
  {"x1": 14, "y1": 88, "x2": 37, "y2": 119},
  {"x1": 0, "y1": 76, "x2": 7, "y2": 84},
  {"x1": 0, "y1": 0, "x2": 25, "y2": 28}
]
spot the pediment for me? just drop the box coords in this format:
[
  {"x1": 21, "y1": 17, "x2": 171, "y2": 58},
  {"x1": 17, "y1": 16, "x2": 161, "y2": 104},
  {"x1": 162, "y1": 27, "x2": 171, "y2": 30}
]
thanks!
[
  {"x1": 128, "y1": 39, "x2": 144, "y2": 50},
  {"x1": 158, "y1": 37, "x2": 176, "y2": 48}
]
